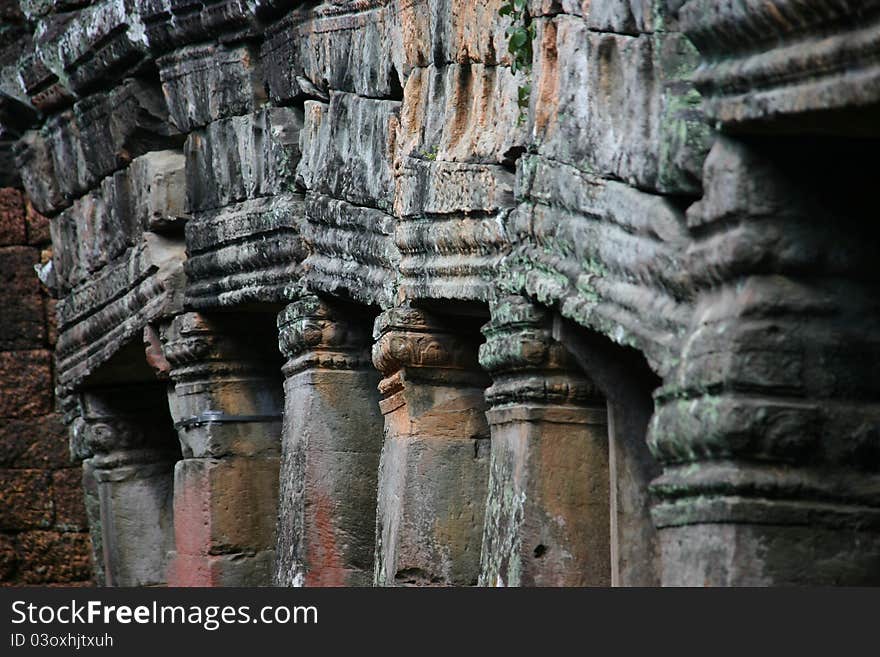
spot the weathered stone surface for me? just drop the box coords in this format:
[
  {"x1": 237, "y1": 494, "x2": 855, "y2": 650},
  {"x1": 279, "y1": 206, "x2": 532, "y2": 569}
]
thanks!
[
  {"x1": 51, "y1": 467, "x2": 88, "y2": 531},
  {"x1": 647, "y1": 136, "x2": 880, "y2": 585},
  {"x1": 681, "y1": 0, "x2": 880, "y2": 132},
  {"x1": 372, "y1": 307, "x2": 491, "y2": 586},
  {"x1": 185, "y1": 107, "x2": 302, "y2": 213},
  {"x1": 300, "y1": 192, "x2": 399, "y2": 308},
  {"x1": 173, "y1": 456, "x2": 279, "y2": 556},
  {"x1": 0, "y1": 469, "x2": 53, "y2": 529},
  {"x1": 479, "y1": 296, "x2": 611, "y2": 587},
  {"x1": 0, "y1": 187, "x2": 25, "y2": 244},
  {"x1": 0, "y1": 349, "x2": 52, "y2": 418},
  {"x1": 159, "y1": 43, "x2": 266, "y2": 132},
  {"x1": 6, "y1": 0, "x2": 880, "y2": 590},
  {"x1": 532, "y1": 15, "x2": 709, "y2": 194},
  {"x1": 0, "y1": 245, "x2": 46, "y2": 350},
  {"x1": 18, "y1": 80, "x2": 181, "y2": 215},
  {"x1": 32, "y1": 0, "x2": 148, "y2": 94},
  {"x1": 12, "y1": 530, "x2": 91, "y2": 583},
  {"x1": 0, "y1": 413, "x2": 68, "y2": 468},
  {"x1": 263, "y1": 1, "x2": 398, "y2": 102},
  {"x1": 139, "y1": 0, "x2": 256, "y2": 56},
  {"x1": 54, "y1": 233, "x2": 186, "y2": 395},
  {"x1": 296, "y1": 92, "x2": 400, "y2": 213},
  {"x1": 185, "y1": 194, "x2": 305, "y2": 309},
  {"x1": 397, "y1": 64, "x2": 526, "y2": 165},
  {"x1": 504, "y1": 153, "x2": 691, "y2": 376},
  {"x1": 275, "y1": 297, "x2": 384, "y2": 587}
]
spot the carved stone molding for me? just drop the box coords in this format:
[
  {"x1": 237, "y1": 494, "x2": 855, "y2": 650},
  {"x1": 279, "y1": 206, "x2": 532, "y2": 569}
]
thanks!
[
  {"x1": 277, "y1": 295, "x2": 373, "y2": 376},
  {"x1": 480, "y1": 294, "x2": 601, "y2": 408},
  {"x1": 69, "y1": 386, "x2": 180, "y2": 462},
  {"x1": 160, "y1": 311, "x2": 282, "y2": 385},
  {"x1": 680, "y1": 0, "x2": 880, "y2": 130},
  {"x1": 372, "y1": 306, "x2": 484, "y2": 383}
]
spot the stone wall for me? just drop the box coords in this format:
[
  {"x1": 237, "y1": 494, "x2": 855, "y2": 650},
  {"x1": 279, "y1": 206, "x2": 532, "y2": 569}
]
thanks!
[
  {"x1": 0, "y1": 172, "x2": 91, "y2": 586},
  {"x1": 0, "y1": 0, "x2": 878, "y2": 586}
]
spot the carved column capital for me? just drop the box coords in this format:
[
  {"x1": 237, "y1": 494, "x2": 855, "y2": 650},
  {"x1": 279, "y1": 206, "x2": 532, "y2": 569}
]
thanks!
[
  {"x1": 160, "y1": 311, "x2": 280, "y2": 384},
  {"x1": 69, "y1": 388, "x2": 179, "y2": 467},
  {"x1": 277, "y1": 295, "x2": 373, "y2": 376},
  {"x1": 372, "y1": 306, "x2": 486, "y2": 399},
  {"x1": 479, "y1": 295, "x2": 600, "y2": 408}
]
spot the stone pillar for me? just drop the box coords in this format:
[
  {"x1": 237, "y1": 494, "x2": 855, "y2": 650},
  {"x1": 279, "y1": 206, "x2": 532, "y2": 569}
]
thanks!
[
  {"x1": 552, "y1": 319, "x2": 662, "y2": 586},
  {"x1": 72, "y1": 387, "x2": 177, "y2": 586},
  {"x1": 649, "y1": 137, "x2": 880, "y2": 585},
  {"x1": 372, "y1": 307, "x2": 490, "y2": 586},
  {"x1": 274, "y1": 296, "x2": 384, "y2": 586},
  {"x1": 161, "y1": 312, "x2": 283, "y2": 586},
  {"x1": 478, "y1": 296, "x2": 610, "y2": 587}
]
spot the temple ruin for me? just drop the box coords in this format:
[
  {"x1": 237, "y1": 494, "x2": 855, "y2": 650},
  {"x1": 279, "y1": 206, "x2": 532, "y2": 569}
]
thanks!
[{"x1": 1, "y1": 0, "x2": 878, "y2": 586}]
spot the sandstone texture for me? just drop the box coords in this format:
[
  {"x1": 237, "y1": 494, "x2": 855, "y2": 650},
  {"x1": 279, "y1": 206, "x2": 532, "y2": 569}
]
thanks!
[{"x1": 0, "y1": 0, "x2": 878, "y2": 588}]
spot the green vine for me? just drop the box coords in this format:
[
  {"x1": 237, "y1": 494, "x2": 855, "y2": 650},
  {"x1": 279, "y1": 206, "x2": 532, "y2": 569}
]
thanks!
[{"x1": 500, "y1": 0, "x2": 535, "y2": 123}]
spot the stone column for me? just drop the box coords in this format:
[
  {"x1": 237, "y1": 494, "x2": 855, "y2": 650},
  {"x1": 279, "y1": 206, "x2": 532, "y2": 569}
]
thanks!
[
  {"x1": 274, "y1": 296, "x2": 384, "y2": 586},
  {"x1": 372, "y1": 306, "x2": 490, "y2": 586},
  {"x1": 649, "y1": 137, "x2": 880, "y2": 585},
  {"x1": 552, "y1": 318, "x2": 662, "y2": 586},
  {"x1": 161, "y1": 312, "x2": 283, "y2": 586},
  {"x1": 72, "y1": 387, "x2": 177, "y2": 586},
  {"x1": 478, "y1": 296, "x2": 610, "y2": 586}
]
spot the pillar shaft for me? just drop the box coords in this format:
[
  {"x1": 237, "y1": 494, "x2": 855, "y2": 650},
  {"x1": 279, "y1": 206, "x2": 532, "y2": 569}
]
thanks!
[
  {"x1": 649, "y1": 137, "x2": 880, "y2": 585},
  {"x1": 72, "y1": 387, "x2": 177, "y2": 586},
  {"x1": 162, "y1": 312, "x2": 282, "y2": 586},
  {"x1": 372, "y1": 307, "x2": 490, "y2": 586},
  {"x1": 274, "y1": 296, "x2": 384, "y2": 586},
  {"x1": 479, "y1": 296, "x2": 610, "y2": 587}
]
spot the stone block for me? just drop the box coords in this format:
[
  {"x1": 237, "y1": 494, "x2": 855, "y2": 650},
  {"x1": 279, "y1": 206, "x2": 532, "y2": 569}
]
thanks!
[
  {"x1": 296, "y1": 92, "x2": 399, "y2": 212},
  {"x1": 262, "y1": 2, "x2": 397, "y2": 102},
  {"x1": 0, "y1": 349, "x2": 52, "y2": 418},
  {"x1": 52, "y1": 467, "x2": 88, "y2": 531},
  {"x1": 533, "y1": 15, "x2": 708, "y2": 194},
  {"x1": 13, "y1": 530, "x2": 91, "y2": 584},
  {"x1": 168, "y1": 550, "x2": 275, "y2": 587},
  {"x1": 0, "y1": 245, "x2": 46, "y2": 350},
  {"x1": 173, "y1": 456, "x2": 280, "y2": 556},
  {"x1": 397, "y1": 64, "x2": 526, "y2": 166},
  {"x1": 159, "y1": 43, "x2": 266, "y2": 132},
  {"x1": 25, "y1": 198, "x2": 50, "y2": 244},
  {"x1": 0, "y1": 187, "x2": 25, "y2": 245},
  {"x1": 0, "y1": 413, "x2": 68, "y2": 468},
  {"x1": 0, "y1": 469, "x2": 53, "y2": 530},
  {"x1": 185, "y1": 107, "x2": 302, "y2": 213}
]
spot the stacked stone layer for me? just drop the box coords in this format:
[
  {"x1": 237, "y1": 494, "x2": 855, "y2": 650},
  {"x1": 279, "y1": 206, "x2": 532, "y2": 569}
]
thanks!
[{"x1": 0, "y1": 0, "x2": 877, "y2": 586}]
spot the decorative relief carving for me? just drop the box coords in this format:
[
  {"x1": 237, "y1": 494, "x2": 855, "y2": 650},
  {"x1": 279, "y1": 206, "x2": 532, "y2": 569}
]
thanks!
[
  {"x1": 277, "y1": 295, "x2": 373, "y2": 375},
  {"x1": 371, "y1": 306, "x2": 483, "y2": 379},
  {"x1": 480, "y1": 294, "x2": 601, "y2": 408}
]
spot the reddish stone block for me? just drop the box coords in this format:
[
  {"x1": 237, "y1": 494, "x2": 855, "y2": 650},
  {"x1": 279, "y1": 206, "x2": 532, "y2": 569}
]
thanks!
[
  {"x1": 0, "y1": 413, "x2": 69, "y2": 468},
  {"x1": 0, "y1": 188, "x2": 25, "y2": 245},
  {"x1": 168, "y1": 551, "x2": 274, "y2": 587},
  {"x1": 0, "y1": 533, "x2": 17, "y2": 581},
  {"x1": 0, "y1": 246, "x2": 47, "y2": 350},
  {"x1": 25, "y1": 199, "x2": 51, "y2": 245},
  {"x1": 14, "y1": 531, "x2": 92, "y2": 584},
  {"x1": 173, "y1": 456, "x2": 279, "y2": 557},
  {"x1": 0, "y1": 469, "x2": 53, "y2": 530},
  {"x1": 53, "y1": 468, "x2": 88, "y2": 531},
  {"x1": 0, "y1": 350, "x2": 53, "y2": 418}
]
